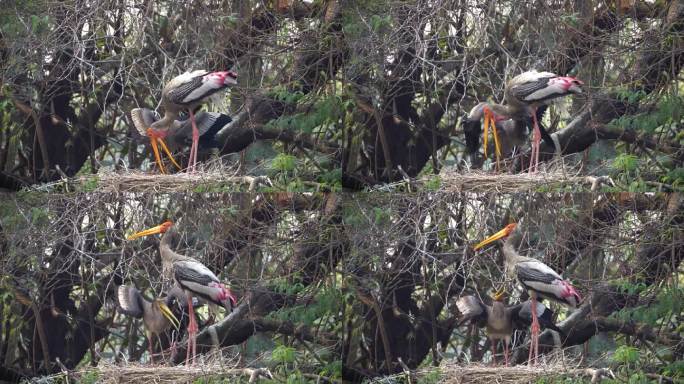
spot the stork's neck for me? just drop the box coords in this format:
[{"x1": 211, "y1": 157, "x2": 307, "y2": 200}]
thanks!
[
  {"x1": 150, "y1": 110, "x2": 178, "y2": 130},
  {"x1": 502, "y1": 241, "x2": 529, "y2": 275}
]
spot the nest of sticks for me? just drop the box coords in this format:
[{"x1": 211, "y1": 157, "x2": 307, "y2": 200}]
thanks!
[
  {"x1": 67, "y1": 157, "x2": 275, "y2": 193},
  {"x1": 38, "y1": 362, "x2": 274, "y2": 384},
  {"x1": 436, "y1": 362, "x2": 614, "y2": 384}
]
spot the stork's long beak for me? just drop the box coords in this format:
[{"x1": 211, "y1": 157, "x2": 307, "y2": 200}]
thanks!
[
  {"x1": 493, "y1": 286, "x2": 505, "y2": 301},
  {"x1": 126, "y1": 224, "x2": 165, "y2": 240},
  {"x1": 147, "y1": 129, "x2": 182, "y2": 174},
  {"x1": 483, "y1": 109, "x2": 502, "y2": 162},
  {"x1": 224, "y1": 289, "x2": 238, "y2": 312},
  {"x1": 157, "y1": 301, "x2": 180, "y2": 330},
  {"x1": 473, "y1": 226, "x2": 511, "y2": 250},
  {"x1": 156, "y1": 137, "x2": 182, "y2": 171},
  {"x1": 149, "y1": 136, "x2": 166, "y2": 174}
]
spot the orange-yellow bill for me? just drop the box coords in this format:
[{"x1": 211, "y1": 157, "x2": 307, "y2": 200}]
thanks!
[
  {"x1": 158, "y1": 301, "x2": 180, "y2": 330},
  {"x1": 473, "y1": 223, "x2": 517, "y2": 250},
  {"x1": 150, "y1": 137, "x2": 167, "y2": 174},
  {"x1": 127, "y1": 224, "x2": 165, "y2": 240},
  {"x1": 483, "y1": 112, "x2": 490, "y2": 159},
  {"x1": 491, "y1": 118, "x2": 501, "y2": 162},
  {"x1": 156, "y1": 137, "x2": 182, "y2": 171},
  {"x1": 493, "y1": 286, "x2": 506, "y2": 300}
]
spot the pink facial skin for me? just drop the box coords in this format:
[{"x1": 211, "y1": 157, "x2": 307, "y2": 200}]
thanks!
[
  {"x1": 209, "y1": 281, "x2": 238, "y2": 307},
  {"x1": 560, "y1": 280, "x2": 582, "y2": 306},
  {"x1": 551, "y1": 76, "x2": 584, "y2": 91}
]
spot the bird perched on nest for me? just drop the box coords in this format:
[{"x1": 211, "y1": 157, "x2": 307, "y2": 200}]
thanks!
[
  {"x1": 149, "y1": 70, "x2": 238, "y2": 173},
  {"x1": 473, "y1": 222, "x2": 581, "y2": 365},
  {"x1": 126, "y1": 220, "x2": 237, "y2": 365},
  {"x1": 455, "y1": 288, "x2": 562, "y2": 366},
  {"x1": 463, "y1": 105, "x2": 554, "y2": 170},
  {"x1": 464, "y1": 70, "x2": 583, "y2": 172},
  {"x1": 117, "y1": 285, "x2": 187, "y2": 363},
  {"x1": 130, "y1": 107, "x2": 232, "y2": 174}
]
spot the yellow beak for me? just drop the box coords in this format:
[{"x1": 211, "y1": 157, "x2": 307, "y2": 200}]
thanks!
[
  {"x1": 147, "y1": 129, "x2": 182, "y2": 174},
  {"x1": 473, "y1": 227, "x2": 510, "y2": 250},
  {"x1": 493, "y1": 286, "x2": 506, "y2": 301},
  {"x1": 156, "y1": 137, "x2": 182, "y2": 171},
  {"x1": 157, "y1": 301, "x2": 180, "y2": 330},
  {"x1": 482, "y1": 108, "x2": 502, "y2": 162},
  {"x1": 126, "y1": 224, "x2": 165, "y2": 240}
]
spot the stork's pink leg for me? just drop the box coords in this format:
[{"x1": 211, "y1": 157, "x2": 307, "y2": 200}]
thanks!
[
  {"x1": 528, "y1": 296, "x2": 541, "y2": 366},
  {"x1": 490, "y1": 340, "x2": 497, "y2": 366},
  {"x1": 188, "y1": 109, "x2": 200, "y2": 173},
  {"x1": 504, "y1": 340, "x2": 509, "y2": 367},
  {"x1": 147, "y1": 334, "x2": 155, "y2": 365},
  {"x1": 186, "y1": 295, "x2": 198, "y2": 365},
  {"x1": 530, "y1": 109, "x2": 541, "y2": 173}
]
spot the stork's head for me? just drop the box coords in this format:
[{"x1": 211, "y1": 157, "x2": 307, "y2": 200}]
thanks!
[
  {"x1": 473, "y1": 223, "x2": 517, "y2": 250},
  {"x1": 207, "y1": 70, "x2": 238, "y2": 86},
  {"x1": 560, "y1": 280, "x2": 582, "y2": 308},
  {"x1": 127, "y1": 220, "x2": 174, "y2": 240}
]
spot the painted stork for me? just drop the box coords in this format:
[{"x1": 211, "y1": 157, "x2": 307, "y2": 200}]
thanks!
[
  {"x1": 463, "y1": 104, "x2": 554, "y2": 168},
  {"x1": 456, "y1": 290, "x2": 562, "y2": 366},
  {"x1": 117, "y1": 285, "x2": 181, "y2": 363},
  {"x1": 474, "y1": 71, "x2": 583, "y2": 172},
  {"x1": 131, "y1": 107, "x2": 232, "y2": 174},
  {"x1": 473, "y1": 223, "x2": 581, "y2": 365},
  {"x1": 127, "y1": 221, "x2": 237, "y2": 365},
  {"x1": 146, "y1": 70, "x2": 238, "y2": 173}
]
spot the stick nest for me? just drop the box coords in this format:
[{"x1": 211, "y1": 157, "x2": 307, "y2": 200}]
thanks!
[
  {"x1": 45, "y1": 362, "x2": 273, "y2": 384},
  {"x1": 437, "y1": 362, "x2": 612, "y2": 384},
  {"x1": 434, "y1": 157, "x2": 614, "y2": 192},
  {"x1": 67, "y1": 158, "x2": 274, "y2": 193}
]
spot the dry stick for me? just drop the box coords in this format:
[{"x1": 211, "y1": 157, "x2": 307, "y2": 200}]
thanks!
[
  {"x1": 30, "y1": 302, "x2": 51, "y2": 370},
  {"x1": 12, "y1": 98, "x2": 51, "y2": 179},
  {"x1": 356, "y1": 290, "x2": 393, "y2": 373},
  {"x1": 357, "y1": 98, "x2": 394, "y2": 178}
]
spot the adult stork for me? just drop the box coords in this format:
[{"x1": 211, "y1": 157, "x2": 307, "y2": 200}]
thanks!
[
  {"x1": 146, "y1": 70, "x2": 238, "y2": 173},
  {"x1": 473, "y1": 223, "x2": 581, "y2": 365},
  {"x1": 127, "y1": 221, "x2": 237, "y2": 365},
  {"x1": 472, "y1": 71, "x2": 583, "y2": 172},
  {"x1": 456, "y1": 289, "x2": 562, "y2": 366},
  {"x1": 117, "y1": 285, "x2": 182, "y2": 363},
  {"x1": 463, "y1": 104, "x2": 554, "y2": 168},
  {"x1": 131, "y1": 107, "x2": 232, "y2": 174}
]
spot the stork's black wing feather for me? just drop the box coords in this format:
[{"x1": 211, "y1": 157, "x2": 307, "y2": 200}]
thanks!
[
  {"x1": 511, "y1": 301, "x2": 564, "y2": 336},
  {"x1": 117, "y1": 285, "x2": 146, "y2": 318},
  {"x1": 508, "y1": 76, "x2": 554, "y2": 102},
  {"x1": 199, "y1": 113, "x2": 231, "y2": 148},
  {"x1": 515, "y1": 261, "x2": 561, "y2": 286},
  {"x1": 174, "y1": 265, "x2": 216, "y2": 287},
  {"x1": 456, "y1": 295, "x2": 488, "y2": 327},
  {"x1": 463, "y1": 118, "x2": 482, "y2": 154},
  {"x1": 166, "y1": 76, "x2": 204, "y2": 105}
]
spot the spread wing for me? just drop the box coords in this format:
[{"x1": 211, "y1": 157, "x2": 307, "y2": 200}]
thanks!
[
  {"x1": 456, "y1": 295, "x2": 487, "y2": 327},
  {"x1": 511, "y1": 300, "x2": 563, "y2": 334},
  {"x1": 130, "y1": 108, "x2": 159, "y2": 137},
  {"x1": 175, "y1": 112, "x2": 232, "y2": 142},
  {"x1": 117, "y1": 285, "x2": 147, "y2": 318}
]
